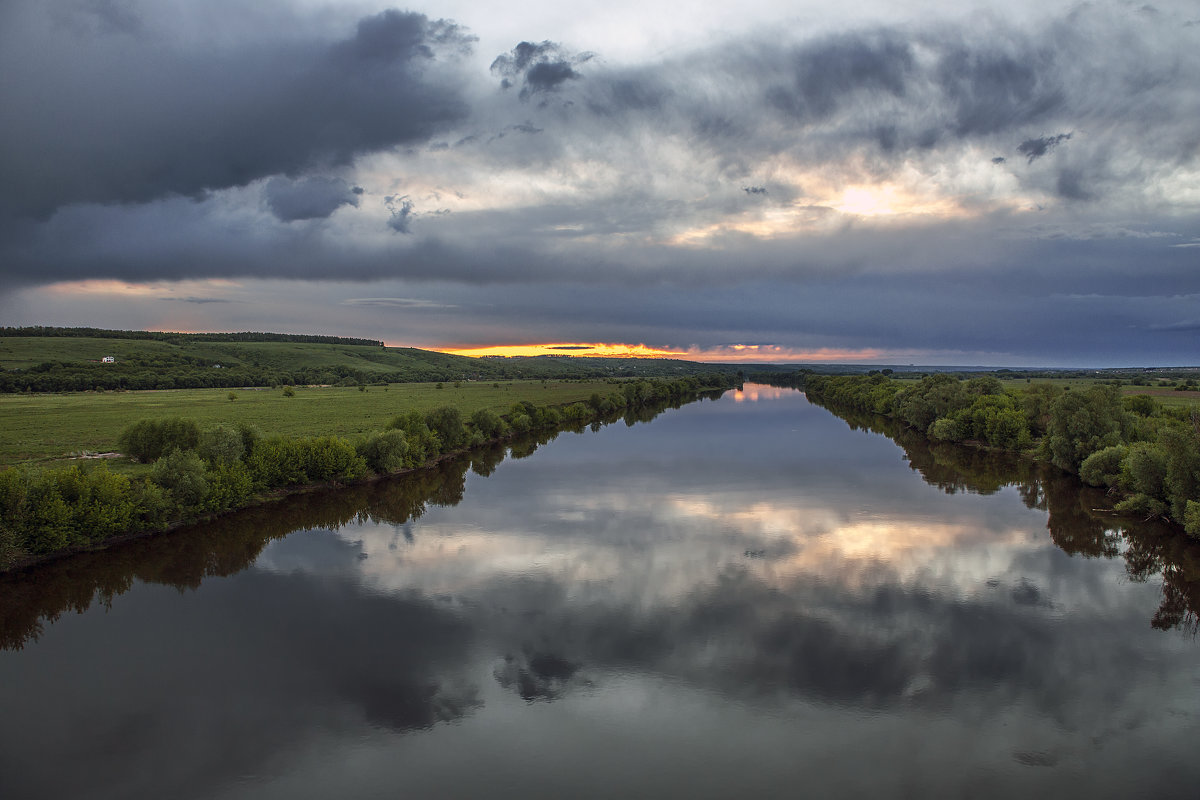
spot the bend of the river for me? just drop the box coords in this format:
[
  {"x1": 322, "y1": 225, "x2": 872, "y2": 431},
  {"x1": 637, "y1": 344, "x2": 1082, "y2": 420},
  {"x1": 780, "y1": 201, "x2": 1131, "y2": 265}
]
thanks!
[{"x1": 2, "y1": 385, "x2": 1198, "y2": 799}]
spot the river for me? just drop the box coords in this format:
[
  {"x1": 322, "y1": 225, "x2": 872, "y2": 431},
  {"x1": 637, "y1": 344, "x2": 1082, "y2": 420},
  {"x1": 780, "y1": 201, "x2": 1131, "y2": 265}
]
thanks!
[{"x1": 1, "y1": 385, "x2": 1198, "y2": 798}]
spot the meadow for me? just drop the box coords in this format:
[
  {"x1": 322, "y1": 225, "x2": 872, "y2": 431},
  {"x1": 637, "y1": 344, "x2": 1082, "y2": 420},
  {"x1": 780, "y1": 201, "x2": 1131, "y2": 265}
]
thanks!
[{"x1": 0, "y1": 380, "x2": 620, "y2": 468}]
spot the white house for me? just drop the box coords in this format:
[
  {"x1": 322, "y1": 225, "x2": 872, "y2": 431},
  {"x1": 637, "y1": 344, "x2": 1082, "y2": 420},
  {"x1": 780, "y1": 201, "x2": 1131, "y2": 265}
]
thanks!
[{"x1": 101, "y1": 356, "x2": 115, "y2": 363}]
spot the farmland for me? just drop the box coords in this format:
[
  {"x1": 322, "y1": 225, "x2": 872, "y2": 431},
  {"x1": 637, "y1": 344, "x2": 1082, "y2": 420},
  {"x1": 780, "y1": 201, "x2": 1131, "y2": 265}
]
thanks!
[{"x1": 0, "y1": 380, "x2": 626, "y2": 468}]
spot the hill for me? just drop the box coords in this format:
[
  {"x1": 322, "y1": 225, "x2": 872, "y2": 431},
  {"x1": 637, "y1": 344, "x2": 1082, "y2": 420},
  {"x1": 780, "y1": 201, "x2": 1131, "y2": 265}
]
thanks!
[{"x1": 0, "y1": 327, "x2": 740, "y2": 392}]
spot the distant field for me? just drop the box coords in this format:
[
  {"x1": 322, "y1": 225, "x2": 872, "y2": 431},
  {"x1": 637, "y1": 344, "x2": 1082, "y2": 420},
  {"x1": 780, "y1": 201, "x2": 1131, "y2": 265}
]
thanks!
[
  {"x1": 1119, "y1": 388, "x2": 1200, "y2": 408},
  {"x1": 0, "y1": 380, "x2": 622, "y2": 468},
  {"x1": 996, "y1": 377, "x2": 1200, "y2": 406},
  {"x1": 880, "y1": 375, "x2": 1200, "y2": 408}
]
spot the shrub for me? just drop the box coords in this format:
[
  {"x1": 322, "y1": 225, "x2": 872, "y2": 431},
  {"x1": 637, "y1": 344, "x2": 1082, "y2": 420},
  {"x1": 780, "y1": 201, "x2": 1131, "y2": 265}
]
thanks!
[
  {"x1": 1121, "y1": 442, "x2": 1168, "y2": 499},
  {"x1": 0, "y1": 469, "x2": 28, "y2": 565},
  {"x1": 1114, "y1": 494, "x2": 1168, "y2": 518},
  {"x1": 1185, "y1": 501, "x2": 1200, "y2": 539},
  {"x1": 425, "y1": 406, "x2": 466, "y2": 451},
  {"x1": 358, "y1": 430, "x2": 410, "y2": 474},
  {"x1": 562, "y1": 403, "x2": 591, "y2": 422},
  {"x1": 1044, "y1": 386, "x2": 1127, "y2": 472},
  {"x1": 928, "y1": 417, "x2": 962, "y2": 442},
  {"x1": 388, "y1": 411, "x2": 439, "y2": 467},
  {"x1": 70, "y1": 464, "x2": 135, "y2": 543},
  {"x1": 204, "y1": 462, "x2": 254, "y2": 511},
  {"x1": 1080, "y1": 445, "x2": 1128, "y2": 488},
  {"x1": 246, "y1": 436, "x2": 367, "y2": 488},
  {"x1": 236, "y1": 422, "x2": 260, "y2": 458},
  {"x1": 151, "y1": 449, "x2": 210, "y2": 512},
  {"x1": 1160, "y1": 425, "x2": 1200, "y2": 520},
  {"x1": 532, "y1": 406, "x2": 562, "y2": 429},
  {"x1": 118, "y1": 418, "x2": 201, "y2": 463},
  {"x1": 25, "y1": 471, "x2": 73, "y2": 554},
  {"x1": 198, "y1": 424, "x2": 245, "y2": 466},
  {"x1": 1124, "y1": 394, "x2": 1158, "y2": 417},
  {"x1": 470, "y1": 408, "x2": 507, "y2": 439}
]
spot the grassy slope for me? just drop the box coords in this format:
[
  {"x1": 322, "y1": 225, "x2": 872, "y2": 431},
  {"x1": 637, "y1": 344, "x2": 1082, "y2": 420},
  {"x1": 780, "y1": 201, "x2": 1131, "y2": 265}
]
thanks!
[
  {"x1": 0, "y1": 335, "x2": 731, "y2": 378},
  {"x1": 0, "y1": 380, "x2": 623, "y2": 468},
  {"x1": 0, "y1": 337, "x2": 484, "y2": 374}
]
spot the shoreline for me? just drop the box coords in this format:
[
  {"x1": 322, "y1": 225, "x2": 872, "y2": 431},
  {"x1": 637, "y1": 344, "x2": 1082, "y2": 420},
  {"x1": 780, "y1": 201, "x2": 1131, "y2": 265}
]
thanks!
[{"x1": 0, "y1": 379, "x2": 735, "y2": 574}]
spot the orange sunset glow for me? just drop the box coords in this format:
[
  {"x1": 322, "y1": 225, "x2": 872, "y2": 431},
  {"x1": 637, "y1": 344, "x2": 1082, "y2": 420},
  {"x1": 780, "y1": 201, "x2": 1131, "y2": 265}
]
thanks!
[
  {"x1": 433, "y1": 342, "x2": 895, "y2": 363},
  {"x1": 435, "y1": 342, "x2": 688, "y2": 358}
]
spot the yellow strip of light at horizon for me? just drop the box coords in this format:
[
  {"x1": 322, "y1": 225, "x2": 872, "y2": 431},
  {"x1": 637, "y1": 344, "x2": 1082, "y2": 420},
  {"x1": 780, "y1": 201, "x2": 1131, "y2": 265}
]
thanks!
[{"x1": 433, "y1": 343, "x2": 688, "y2": 358}]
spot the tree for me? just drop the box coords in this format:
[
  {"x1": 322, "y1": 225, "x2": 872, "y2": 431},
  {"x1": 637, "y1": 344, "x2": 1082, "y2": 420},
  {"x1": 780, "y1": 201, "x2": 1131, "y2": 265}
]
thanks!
[
  {"x1": 151, "y1": 449, "x2": 210, "y2": 511},
  {"x1": 118, "y1": 418, "x2": 201, "y2": 462},
  {"x1": 1079, "y1": 445, "x2": 1127, "y2": 488},
  {"x1": 470, "y1": 408, "x2": 506, "y2": 439},
  {"x1": 198, "y1": 424, "x2": 244, "y2": 466},
  {"x1": 1044, "y1": 385, "x2": 1127, "y2": 472},
  {"x1": 425, "y1": 406, "x2": 466, "y2": 451},
  {"x1": 357, "y1": 430, "x2": 409, "y2": 474}
]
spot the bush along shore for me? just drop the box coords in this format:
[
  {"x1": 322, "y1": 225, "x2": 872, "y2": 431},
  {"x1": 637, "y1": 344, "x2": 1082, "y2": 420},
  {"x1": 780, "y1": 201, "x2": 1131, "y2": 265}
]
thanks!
[
  {"x1": 0, "y1": 375, "x2": 737, "y2": 571},
  {"x1": 800, "y1": 373, "x2": 1200, "y2": 538}
]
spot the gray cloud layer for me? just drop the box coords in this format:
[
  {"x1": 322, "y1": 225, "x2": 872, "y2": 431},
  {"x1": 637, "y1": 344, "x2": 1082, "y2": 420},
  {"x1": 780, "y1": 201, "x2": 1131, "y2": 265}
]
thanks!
[
  {"x1": 0, "y1": 1, "x2": 1197, "y2": 364},
  {"x1": 0, "y1": 3, "x2": 470, "y2": 219}
]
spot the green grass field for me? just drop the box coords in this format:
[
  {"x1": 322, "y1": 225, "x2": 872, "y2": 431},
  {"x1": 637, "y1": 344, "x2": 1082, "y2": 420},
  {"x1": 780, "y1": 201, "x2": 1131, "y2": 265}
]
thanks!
[
  {"x1": 0, "y1": 380, "x2": 623, "y2": 468},
  {"x1": 996, "y1": 378, "x2": 1200, "y2": 407}
]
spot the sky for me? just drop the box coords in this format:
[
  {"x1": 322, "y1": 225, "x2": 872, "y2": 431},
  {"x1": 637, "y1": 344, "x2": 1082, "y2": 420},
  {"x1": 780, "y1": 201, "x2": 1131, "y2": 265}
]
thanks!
[{"x1": 0, "y1": 0, "x2": 1197, "y2": 366}]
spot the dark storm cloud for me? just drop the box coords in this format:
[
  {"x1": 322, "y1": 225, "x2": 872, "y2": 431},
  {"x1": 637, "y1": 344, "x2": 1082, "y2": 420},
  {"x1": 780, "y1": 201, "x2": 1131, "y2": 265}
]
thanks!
[
  {"x1": 0, "y1": 3, "x2": 472, "y2": 221},
  {"x1": 933, "y1": 39, "x2": 1062, "y2": 138},
  {"x1": 491, "y1": 40, "x2": 592, "y2": 99},
  {"x1": 264, "y1": 176, "x2": 361, "y2": 222},
  {"x1": 385, "y1": 195, "x2": 416, "y2": 233},
  {"x1": 1017, "y1": 132, "x2": 1073, "y2": 163},
  {"x1": 765, "y1": 30, "x2": 915, "y2": 121},
  {"x1": 1055, "y1": 167, "x2": 1091, "y2": 200},
  {"x1": 535, "y1": 9, "x2": 1194, "y2": 189}
]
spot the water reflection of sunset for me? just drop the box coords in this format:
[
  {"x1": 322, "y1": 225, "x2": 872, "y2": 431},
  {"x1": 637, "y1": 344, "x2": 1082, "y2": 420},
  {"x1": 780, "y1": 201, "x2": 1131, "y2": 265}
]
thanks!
[
  {"x1": 327, "y1": 488, "x2": 1039, "y2": 606},
  {"x1": 733, "y1": 385, "x2": 793, "y2": 402}
]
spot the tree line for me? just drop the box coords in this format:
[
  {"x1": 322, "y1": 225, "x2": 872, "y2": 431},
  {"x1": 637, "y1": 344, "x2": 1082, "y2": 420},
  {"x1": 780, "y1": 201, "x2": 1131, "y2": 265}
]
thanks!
[
  {"x1": 0, "y1": 326, "x2": 384, "y2": 347},
  {"x1": 802, "y1": 373, "x2": 1200, "y2": 538},
  {"x1": 0, "y1": 376, "x2": 737, "y2": 569},
  {"x1": 823, "y1": 401, "x2": 1200, "y2": 633}
]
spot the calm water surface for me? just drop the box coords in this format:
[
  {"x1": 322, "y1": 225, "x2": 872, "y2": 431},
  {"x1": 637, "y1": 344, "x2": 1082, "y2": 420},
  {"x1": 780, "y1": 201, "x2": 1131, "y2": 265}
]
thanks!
[{"x1": 2, "y1": 386, "x2": 1199, "y2": 798}]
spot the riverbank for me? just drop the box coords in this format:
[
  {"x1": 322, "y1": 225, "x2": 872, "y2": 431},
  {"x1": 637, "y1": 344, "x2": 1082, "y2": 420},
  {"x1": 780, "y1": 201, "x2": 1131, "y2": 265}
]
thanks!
[
  {"x1": 0, "y1": 379, "x2": 650, "y2": 469},
  {"x1": 0, "y1": 375, "x2": 736, "y2": 572},
  {"x1": 799, "y1": 373, "x2": 1200, "y2": 539}
]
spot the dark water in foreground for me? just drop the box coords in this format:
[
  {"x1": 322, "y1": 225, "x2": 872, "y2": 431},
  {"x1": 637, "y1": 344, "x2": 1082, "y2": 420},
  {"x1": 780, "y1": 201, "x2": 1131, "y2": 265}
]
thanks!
[{"x1": 2, "y1": 386, "x2": 1199, "y2": 799}]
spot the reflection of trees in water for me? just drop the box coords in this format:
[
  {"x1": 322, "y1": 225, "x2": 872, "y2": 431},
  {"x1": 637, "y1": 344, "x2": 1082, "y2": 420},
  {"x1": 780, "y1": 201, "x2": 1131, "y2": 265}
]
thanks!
[
  {"x1": 0, "y1": 398, "x2": 688, "y2": 650},
  {"x1": 830, "y1": 406, "x2": 1200, "y2": 633}
]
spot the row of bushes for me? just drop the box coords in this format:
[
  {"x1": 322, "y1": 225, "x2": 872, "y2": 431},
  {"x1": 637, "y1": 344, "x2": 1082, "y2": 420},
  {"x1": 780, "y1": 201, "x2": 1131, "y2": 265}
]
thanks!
[
  {"x1": 803, "y1": 374, "x2": 1200, "y2": 536},
  {"x1": 0, "y1": 376, "x2": 736, "y2": 568}
]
